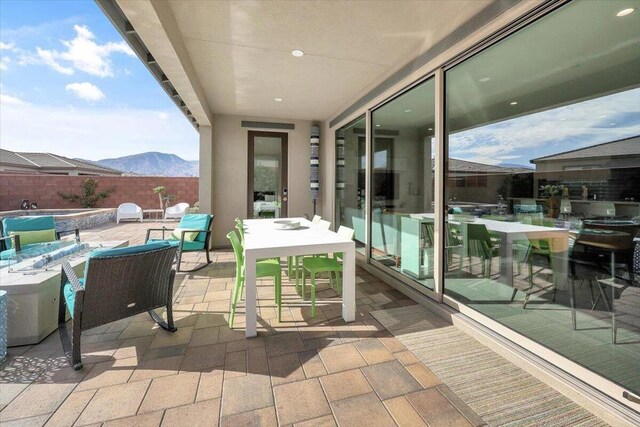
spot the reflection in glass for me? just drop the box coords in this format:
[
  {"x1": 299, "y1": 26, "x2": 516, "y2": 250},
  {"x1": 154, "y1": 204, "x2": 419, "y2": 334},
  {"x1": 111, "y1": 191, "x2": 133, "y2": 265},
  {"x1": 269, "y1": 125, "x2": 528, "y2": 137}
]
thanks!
[
  {"x1": 444, "y1": 0, "x2": 640, "y2": 394},
  {"x1": 253, "y1": 136, "x2": 282, "y2": 218},
  {"x1": 370, "y1": 79, "x2": 436, "y2": 290},
  {"x1": 336, "y1": 116, "x2": 366, "y2": 255}
]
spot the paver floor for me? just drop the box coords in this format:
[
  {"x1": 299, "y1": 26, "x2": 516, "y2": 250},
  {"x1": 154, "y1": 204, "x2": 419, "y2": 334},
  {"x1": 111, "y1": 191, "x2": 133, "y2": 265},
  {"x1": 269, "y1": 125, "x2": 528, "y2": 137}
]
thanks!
[{"x1": 0, "y1": 221, "x2": 531, "y2": 425}]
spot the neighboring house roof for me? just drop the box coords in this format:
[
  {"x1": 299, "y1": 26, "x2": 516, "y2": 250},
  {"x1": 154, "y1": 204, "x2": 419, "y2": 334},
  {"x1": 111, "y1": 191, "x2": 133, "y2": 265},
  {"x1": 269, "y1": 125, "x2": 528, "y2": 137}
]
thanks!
[
  {"x1": 530, "y1": 136, "x2": 640, "y2": 163},
  {"x1": 0, "y1": 149, "x2": 123, "y2": 175},
  {"x1": 435, "y1": 157, "x2": 532, "y2": 174}
]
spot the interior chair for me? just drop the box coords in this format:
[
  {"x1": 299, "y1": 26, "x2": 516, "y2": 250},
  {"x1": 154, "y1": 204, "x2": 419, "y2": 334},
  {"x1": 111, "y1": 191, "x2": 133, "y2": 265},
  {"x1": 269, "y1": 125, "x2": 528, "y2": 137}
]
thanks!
[
  {"x1": 116, "y1": 203, "x2": 143, "y2": 223},
  {"x1": 301, "y1": 226, "x2": 355, "y2": 317},
  {"x1": 227, "y1": 230, "x2": 282, "y2": 327},
  {"x1": 0, "y1": 215, "x2": 79, "y2": 260},
  {"x1": 164, "y1": 202, "x2": 190, "y2": 220},
  {"x1": 465, "y1": 223, "x2": 500, "y2": 278},
  {"x1": 146, "y1": 214, "x2": 214, "y2": 272},
  {"x1": 59, "y1": 241, "x2": 177, "y2": 369}
]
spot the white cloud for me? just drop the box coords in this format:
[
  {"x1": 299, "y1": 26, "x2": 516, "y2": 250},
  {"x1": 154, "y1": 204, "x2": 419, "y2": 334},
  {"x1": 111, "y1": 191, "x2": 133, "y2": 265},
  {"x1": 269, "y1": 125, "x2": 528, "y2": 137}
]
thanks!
[
  {"x1": 0, "y1": 57, "x2": 10, "y2": 71},
  {"x1": 0, "y1": 93, "x2": 25, "y2": 105},
  {"x1": 65, "y1": 82, "x2": 105, "y2": 101},
  {"x1": 30, "y1": 24, "x2": 134, "y2": 77},
  {"x1": 0, "y1": 41, "x2": 15, "y2": 50},
  {"x1": 157, "y1": 112, "x2": 170, "y2": 120},
  {"x1": 0, "y1": 94, "x2": 198, "y2": 160}
]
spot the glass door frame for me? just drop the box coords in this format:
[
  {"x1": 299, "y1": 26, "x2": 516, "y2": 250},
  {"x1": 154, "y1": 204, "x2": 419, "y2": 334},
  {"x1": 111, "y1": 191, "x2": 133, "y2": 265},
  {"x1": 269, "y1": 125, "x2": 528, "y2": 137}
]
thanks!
[{"x1": 247, "y1": 130, "x2": 289, "y2": 219}]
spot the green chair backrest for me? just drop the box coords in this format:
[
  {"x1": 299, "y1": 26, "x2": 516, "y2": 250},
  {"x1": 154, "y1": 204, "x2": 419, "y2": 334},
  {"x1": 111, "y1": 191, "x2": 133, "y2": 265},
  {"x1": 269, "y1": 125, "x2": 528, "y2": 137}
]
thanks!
[
  {"x1": 235, "y1": 218, "x2": 244, "y2": 242},
  {"x1": 226, "y1": 230, "x2": 244, "y2": 278},
  {"x1": 1, "y1": 215, "x2": 57, "y2": 249},
  {"x1": 466, "y1": 223, "x2": 493, "y2": 258}
]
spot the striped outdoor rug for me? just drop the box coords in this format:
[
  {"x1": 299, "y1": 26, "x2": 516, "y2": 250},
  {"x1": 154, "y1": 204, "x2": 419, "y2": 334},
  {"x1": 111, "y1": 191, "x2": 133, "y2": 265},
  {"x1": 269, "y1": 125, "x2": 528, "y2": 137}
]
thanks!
[{"x1": 371, "y1": 305, "x2": 608, "y2": 427}]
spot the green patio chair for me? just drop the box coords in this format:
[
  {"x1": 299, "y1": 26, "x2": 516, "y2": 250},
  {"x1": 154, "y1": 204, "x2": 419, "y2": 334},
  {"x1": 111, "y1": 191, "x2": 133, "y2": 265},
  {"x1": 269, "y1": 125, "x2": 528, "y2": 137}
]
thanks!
[
  {"x1": 146, "y1": 214, "x2": 214, "y2": 272},
  {"x1": 59, "y1": 241, "x2": 178, "y2": 370},
  {"x1": 227, "y1": 230, "x2": 282, "y2": 327},
  {"x1": 1, "y1": 215, "x2": 79, "y2": 260},
  {"x1": 466, "y1": 223, "x2": 500, "y2": 278},
  {"x1": 300, "y1": 226, "x2": 354, "y2": 317}
]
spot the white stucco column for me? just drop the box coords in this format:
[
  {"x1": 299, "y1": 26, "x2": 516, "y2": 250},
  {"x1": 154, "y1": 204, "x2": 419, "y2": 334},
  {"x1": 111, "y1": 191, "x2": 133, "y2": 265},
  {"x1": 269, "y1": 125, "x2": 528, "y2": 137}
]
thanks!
[{"x1": 199, "y1": 125, "x2": 214, "y2": 223}]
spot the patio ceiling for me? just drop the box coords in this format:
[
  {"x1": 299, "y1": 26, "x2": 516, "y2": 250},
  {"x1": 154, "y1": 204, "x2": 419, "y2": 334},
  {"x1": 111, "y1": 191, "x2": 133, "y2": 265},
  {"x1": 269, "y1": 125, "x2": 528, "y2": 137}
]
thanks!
[{"x1": 115, "y1": 0, "x2": 496, "y2": 124}]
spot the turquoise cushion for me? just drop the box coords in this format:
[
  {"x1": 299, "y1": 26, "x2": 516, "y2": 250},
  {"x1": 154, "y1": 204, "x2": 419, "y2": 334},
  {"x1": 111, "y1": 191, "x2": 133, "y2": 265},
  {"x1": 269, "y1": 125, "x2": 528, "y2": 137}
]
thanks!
[
  {"x1": 2, "y1": 216, "x2": 56, "y2": 249},
  {"x1": 0, "y1": 241, "x2": 67, "y2": 260},
  {"x1": 63, "y1": 278, "x2": 86, "y2": 317},
  {"x1": 147, "y1": 238, "x2": 204, "y2": 252},
  {"x1": 177, "y1": 214, "x2": 212, "y2": 243},
  {"x1": 84, "y1": 241, "x2": 173, "y2": 279}
]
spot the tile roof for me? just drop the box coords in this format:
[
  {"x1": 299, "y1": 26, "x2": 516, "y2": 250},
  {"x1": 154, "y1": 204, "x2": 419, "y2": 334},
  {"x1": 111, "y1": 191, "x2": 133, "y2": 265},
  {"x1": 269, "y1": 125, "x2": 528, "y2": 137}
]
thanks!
[
  {"x1": 530, "y1": 136, "x2": 640, "y2": 163},
  {"x1": 433, "y1": 157, "x2": 532, "y2": 174},
  {"x1": 0, "y1": 149, "x2": 123, "y2": 174}
]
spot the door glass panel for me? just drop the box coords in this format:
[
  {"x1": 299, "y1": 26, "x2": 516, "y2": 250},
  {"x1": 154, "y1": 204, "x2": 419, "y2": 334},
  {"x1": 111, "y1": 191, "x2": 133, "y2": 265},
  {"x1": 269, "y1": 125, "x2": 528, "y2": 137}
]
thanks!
[
  {"x1": 370, "y1": 78, "x2": 436, "y2": 290},
  {"x1": 336, "y1": 116, "x2": 366, "y2": 255},
  {"x1": 444, "y1": 0, "x2": 640, "y2": 395},
  {"x1": 252, "y1": 136, "x2": 283, "y2": 219}
]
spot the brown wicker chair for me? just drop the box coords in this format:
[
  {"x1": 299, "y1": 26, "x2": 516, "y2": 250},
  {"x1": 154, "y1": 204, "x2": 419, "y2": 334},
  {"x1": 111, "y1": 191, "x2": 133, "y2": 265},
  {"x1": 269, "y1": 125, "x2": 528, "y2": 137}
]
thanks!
[{"x1": 58, "y1": 242, "x2": 178, "y2": 370}]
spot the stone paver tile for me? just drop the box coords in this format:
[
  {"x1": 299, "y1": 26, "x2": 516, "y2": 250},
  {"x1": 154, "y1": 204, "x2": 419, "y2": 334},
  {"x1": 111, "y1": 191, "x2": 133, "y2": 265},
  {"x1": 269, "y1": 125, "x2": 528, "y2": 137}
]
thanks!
[
  {"x1": 273, "y1": 378, "x2": 331, "y2": 425},
  {"x1": 194, "y1": 313, "x2": 228, "y2": 330},
  {"x1": 75, "y1": 379, "x2": 151, "y2": 425},
  {"x1": 148, "y1": 326, "x2": 194, "y2": 349},
  {"x1": 75, "y1": 357, "x2": 137, "y2": 391},
  {"x1": 394, "y1": 350, "x2": 420, "y2": 366},
  {"x1": 189, "y1": 326, "x2": 220, "y2": 347},
  {"x1": 436, "y1": 385, "x2": 485, "y2": 427},
  {"x1": 142, "y1": 344, "x2": 186, "y2": 361},
  {"x1": 138, "y1": 371, "x2": 199, "y2": 413},
  {"x1": 361, "y1": 360, "x2": 422, "y2": 400},
  {"x1": 117, "y1": 321, "x2": 158, "y2": 341},
  {"x1": 220, "y1": 406, "x2": 277, "y2": 427},
  {"x1": 225, "y1": 336, "x2": 265, "y2": 353},
  {"x1": 216, "y1": 326, "x2": 246, "y2": 343},
  {"x1": 129, "y1": 356, "x2": 183, "y2": 382},
  {"x1": 354, "y1": 339, "x2": 395, "y2": 365},
  {"x1": 319, "y1": 368, "x2": 373, "y2": 402},
  {"x1": 377, "y1": 336, "x2": 407, "y2": 353},
  {"x1": 317, "y1": 344, "x2": 367, "y2": 374},
  {"x1": 221, "y1": 373, "x2": 273, "y2": 416},
  {"x1": 44, "y1": 390, "x2": 96, "y2": 427},
  {"x1": 246, "y1": 346, "x2": 270, "y2": 376},
  {"x1": 293, "y1": 414, "x2": 337, "y2": 427},
  {"x1": 406, "y1": 389, "x2": 473, "y2": 427},
  {"x1": 3, "y1": 414, "x2": 51, "y2": 426},
  {"x1": 0, "y1": 382, "x2": 77, "y2": 422},
  {"x1": 405, "y1": 363, "x2": 442, "y2": 389},
  {"x1": 224, "y1": 350, "x2": 247, "y2": 379},
  {"x1": 203, "y1": 290, "x2": 231, "y2": 302},
  {"x1": 268, "y1": 352, "x2": 305, "y2": 386},
  {"x1": 265, "y1": 332, "x2": 306, "y2": 357},
  {"x1": 383, "y1": 396, "x2": 427, "y2": 427},
  {"x1": 113, "y1": 336, "x2": 154, "y2": 360},
  {"x1": 180, "y1": 343, "x2": 226, "y2": 372},
  {"x1": 102, "y1": 410, "x2": 163, "y2": 427},
  {"x1": 298, "y1": 350, "x2": 327, "y2": 379},
  {"x1": 330, "y1": 392, "x2": 395, "y2": 427},
  {"x1": 0, "y1": 383, "x2": 30, "y2": 409},
  {"x1": 162, "y1": 398, "x2": 221, "y2": 427},
  {"x1": 196, "y1": 371, "x2": 224, "y2": 402}
]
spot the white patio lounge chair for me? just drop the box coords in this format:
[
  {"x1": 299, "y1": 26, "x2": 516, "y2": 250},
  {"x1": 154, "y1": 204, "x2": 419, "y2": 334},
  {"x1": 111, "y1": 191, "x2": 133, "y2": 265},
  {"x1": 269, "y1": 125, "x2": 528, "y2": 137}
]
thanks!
[
  {"x1": 116, "y1": 203, "x2": 143, "y2": 223},
  {"x1": 164, "y1": 202, "x2": 190, "y2": 220}
]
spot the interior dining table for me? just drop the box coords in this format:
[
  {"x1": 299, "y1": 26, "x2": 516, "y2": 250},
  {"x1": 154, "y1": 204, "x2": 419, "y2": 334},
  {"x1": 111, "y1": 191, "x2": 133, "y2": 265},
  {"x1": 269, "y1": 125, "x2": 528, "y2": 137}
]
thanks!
[{"x1": 242, "y1": 217, "x2": 356, "y2": 337}]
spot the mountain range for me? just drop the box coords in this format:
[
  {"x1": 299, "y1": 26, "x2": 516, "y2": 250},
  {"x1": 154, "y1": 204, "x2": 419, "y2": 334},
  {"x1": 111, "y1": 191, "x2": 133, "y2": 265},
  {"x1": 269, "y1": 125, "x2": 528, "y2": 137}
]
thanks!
[{"x1": 87, "y1": 152, "x2": 199, "y2": 177}]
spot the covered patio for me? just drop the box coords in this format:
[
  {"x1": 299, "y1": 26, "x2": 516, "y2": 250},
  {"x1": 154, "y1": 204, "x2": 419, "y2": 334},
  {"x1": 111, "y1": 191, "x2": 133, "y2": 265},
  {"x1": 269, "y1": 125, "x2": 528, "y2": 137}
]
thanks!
[{"x1": 0, "y1": 222, "x2": 606, "y2": 426}]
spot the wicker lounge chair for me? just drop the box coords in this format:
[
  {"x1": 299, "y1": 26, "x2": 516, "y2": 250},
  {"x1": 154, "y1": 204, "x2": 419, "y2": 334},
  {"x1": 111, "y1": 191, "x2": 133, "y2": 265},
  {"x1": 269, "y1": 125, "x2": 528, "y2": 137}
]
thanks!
[
  {"x1": 146, "y1": 214, "x2": 214, "y2": 272},
  {"x1": 58, "y1": 241, "x2": 178, "y2": 370}
]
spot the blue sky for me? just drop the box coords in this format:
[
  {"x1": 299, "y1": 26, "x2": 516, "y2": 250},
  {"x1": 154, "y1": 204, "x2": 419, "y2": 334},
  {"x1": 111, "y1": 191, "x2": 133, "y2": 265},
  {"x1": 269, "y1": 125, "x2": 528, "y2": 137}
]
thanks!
[{"x1": 0, "y1": 0, "x2": 198, "y2": 161}]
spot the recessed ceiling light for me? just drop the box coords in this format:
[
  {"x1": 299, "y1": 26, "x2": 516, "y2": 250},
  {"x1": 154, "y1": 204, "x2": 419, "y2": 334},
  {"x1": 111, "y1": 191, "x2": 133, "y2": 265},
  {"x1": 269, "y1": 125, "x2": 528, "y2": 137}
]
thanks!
[
  {"x1": 617, "y1": 8, "x2": 635, "y2": 17},
  {"x1": 479, "y1": 77, "x2": 491, "y2": 82},
  {"x1": 404, "y1": 109, "x2": 412, "y2": 113},
  {"x1": 274, "y1": 97, "x2": 283, "y2": 102},
  {"x1": 510, "y1": 101, "x2": 518, "y2": 105},
  {"x1": 291, "y1": 49, "x2": 304, "y2": 57},
  {"x1": 375, "y1": 124, "x2": 381, "y2": 127}
]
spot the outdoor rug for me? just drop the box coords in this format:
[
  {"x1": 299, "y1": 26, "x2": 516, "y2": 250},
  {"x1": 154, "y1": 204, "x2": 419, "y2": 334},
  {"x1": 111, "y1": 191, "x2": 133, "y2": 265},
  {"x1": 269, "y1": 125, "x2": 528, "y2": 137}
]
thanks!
[{"x1": 371, "y1": 305, "x2": 608, "y2": 427}]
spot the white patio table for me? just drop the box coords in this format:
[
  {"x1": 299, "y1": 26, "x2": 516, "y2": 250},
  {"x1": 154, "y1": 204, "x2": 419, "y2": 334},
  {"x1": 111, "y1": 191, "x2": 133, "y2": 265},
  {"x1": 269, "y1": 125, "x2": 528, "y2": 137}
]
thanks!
[{"x1": 243, "y1": 218, "x2": 356, "y2": 337}]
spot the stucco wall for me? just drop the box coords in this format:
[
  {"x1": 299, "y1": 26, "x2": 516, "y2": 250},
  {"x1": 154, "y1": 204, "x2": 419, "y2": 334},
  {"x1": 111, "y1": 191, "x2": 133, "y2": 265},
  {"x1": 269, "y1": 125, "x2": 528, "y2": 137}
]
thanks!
[
  {"x1": 209, "y1": 114, "x2": 316, "y2": 247},
  {"x1": 0, "y1": 173, "x2": 198, "y2": 211}
]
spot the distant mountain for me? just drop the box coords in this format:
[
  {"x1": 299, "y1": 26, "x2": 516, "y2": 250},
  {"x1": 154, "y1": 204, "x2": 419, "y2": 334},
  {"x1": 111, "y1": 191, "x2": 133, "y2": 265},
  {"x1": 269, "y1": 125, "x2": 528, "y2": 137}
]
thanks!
[{"x1": 90, "y1": 152, "x2": 199, "y2": 177}]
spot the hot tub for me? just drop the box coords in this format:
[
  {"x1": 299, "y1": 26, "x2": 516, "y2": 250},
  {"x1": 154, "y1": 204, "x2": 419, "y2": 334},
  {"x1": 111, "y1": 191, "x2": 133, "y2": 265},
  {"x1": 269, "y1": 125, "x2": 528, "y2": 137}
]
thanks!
[{"x1": 0, "y1": 208, "x2": 117, "y2": 234}]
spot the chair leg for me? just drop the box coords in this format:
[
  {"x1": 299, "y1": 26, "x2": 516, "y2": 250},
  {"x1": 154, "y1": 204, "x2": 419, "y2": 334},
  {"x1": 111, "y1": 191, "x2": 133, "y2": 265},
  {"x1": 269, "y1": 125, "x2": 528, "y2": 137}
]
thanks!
[
  {"x1": 149, "y1": 309, "x2": 177, "y2": 332},
  {"x1": 59, "y1": 319, "x2": 83, "y2": 370},
  {"x1": 287, "y1": 256, "x2": 292, "y2": 278},
  {"x1": 276, "y1": 275, "x2": 282, "y2": 322},
  {"x1": 336, "y1": 269, "x2": 342, "y2": 295},
  {"x1": 295, "y1": 257, "x2": 301, "y2": 293},
  {"x1": 302, "y1": 266, "x2": 307, "y2": 301},
  {"x1": 310, "y1": 273, "x2": 316, "y2": 318}
]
